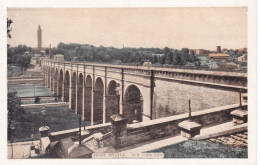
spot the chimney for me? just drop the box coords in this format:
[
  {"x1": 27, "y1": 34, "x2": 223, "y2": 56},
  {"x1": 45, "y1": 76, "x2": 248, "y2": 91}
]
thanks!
[
  {"x1": 216, "y1": 46, "x2": 221, "y2": 53},
  {"x1": 49, "y1": 44, "x2": 52, "y2": 58}
]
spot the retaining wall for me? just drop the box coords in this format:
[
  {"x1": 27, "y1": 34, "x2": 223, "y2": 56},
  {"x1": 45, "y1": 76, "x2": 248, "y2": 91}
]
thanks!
[{"x1": 125, "y1": 104, "x2": 246, "y2": 146}]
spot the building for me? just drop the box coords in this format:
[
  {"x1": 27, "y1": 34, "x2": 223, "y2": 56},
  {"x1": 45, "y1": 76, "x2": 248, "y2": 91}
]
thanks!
[
  {"x1": 220, "y1": 62, "x2": 240, "y2": 70},
  {"x1": 237, "y1": 54, "x2": 247, "y2": 62},
  {"x1": 216, "y1": 46, "x2": 221, "y2": 53},
  {"x1": 189, "y1": 49, "x2": 195, "y2": 54},
  {"x1": 239, "y1": 48, "x2": 247, "y2": 53},
  {"x1": 54, "y1": 54, "x2": 65, "y2": 62},
  {"x1": 207, "y1": 53, "x2": 231, "y2": 61},
  {"x1": 143, "y1": 61, "x2": 152, "y2": 67},
  {"x1": 30, "y1": 54, "x2": 41, "y2": 65},
  {"x1": 195, "y1": 49, "x2": 210, "y2": 55},
  {"x1": 195, "y1": 49, "x2": 205, "y2": 55}
]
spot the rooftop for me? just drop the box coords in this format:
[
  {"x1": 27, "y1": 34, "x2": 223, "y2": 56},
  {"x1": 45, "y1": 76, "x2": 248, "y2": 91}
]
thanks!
[
  {"x1": 54, "y1": 54, "x2": 64, "y2": 57},
  {"x1": 208, "y1": 53, "x2": 230, "y2": 57}
]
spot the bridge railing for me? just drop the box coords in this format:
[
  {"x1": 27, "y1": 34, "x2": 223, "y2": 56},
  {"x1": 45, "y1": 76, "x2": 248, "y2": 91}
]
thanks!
[
  {"x1": 43, "y1": 59, "x2": 247, "y2": 77},
  {"x1": 42, "y1": 59, "x2": 247, "y2": 87}
]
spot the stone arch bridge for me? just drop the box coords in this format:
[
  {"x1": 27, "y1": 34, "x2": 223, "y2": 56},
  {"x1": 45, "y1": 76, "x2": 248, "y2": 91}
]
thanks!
[{"x1": 41, "y1": 59, "x2": 247, "y2": 126}]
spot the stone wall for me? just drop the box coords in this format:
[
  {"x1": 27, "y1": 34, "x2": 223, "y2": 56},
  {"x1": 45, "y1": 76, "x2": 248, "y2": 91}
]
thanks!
[
  {"x1": 48, "y1": 104, "x2": 246, "y2": 149},
  {"x1": 49, "y1": 123, "x2": 111, "y2": 142},
  {"x1": 124, "y1": 104, "x2": 245, "y2": 147},
  {"x1": 153, "y1": 80, "x2": 239, "y2": 119},
  {"x1": 8, "y1": 78, "x2": 44, "y2": 85}
]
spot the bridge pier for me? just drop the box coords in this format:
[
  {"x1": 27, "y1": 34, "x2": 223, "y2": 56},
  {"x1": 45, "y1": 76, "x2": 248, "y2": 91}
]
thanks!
[
  {"x1": 53, "y1": 77, "x2": 58, "y2": 95},
  {"x1": 62, "y1": 77, "x2": 65, "y2": 102},
  {"x1": 58, "y1": 71, "x2": 63, "y2": 98},
  {"x1": 103, "y1": 67, "x2": 107, "y2": 124},
  {"x1": 77, "y1": 73, "x2": 84, "y2": 116},
  {"x1": 82, "y1": 70, "x2": 86, "y2": 120},
  {"x1": 48, "y1": 73, "x2": 51, "y2": 89},
  {"x1": 64, "y1": 71, "x2": 70, "y2": 102},
  {"x1": 42, "y1": 72, "x2": 45, "y2": 85},
  {"x1": 69, "y1": 73, "x2": 77, "y2": 111},
  {"x1": 91, "y1": 90, "x2": 94, "y2": 126},
  {"x1": 50, "y1": 76, "x2": 54, "y2": 92},
  {"x1": 103, "y1": 94, "x2": 106, "y2": 124}
]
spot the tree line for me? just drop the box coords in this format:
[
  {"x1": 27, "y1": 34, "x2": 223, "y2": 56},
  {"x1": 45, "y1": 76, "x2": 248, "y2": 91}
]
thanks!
[
  {"x1": 50, "y1": 42, "x2": 200, "y2": 66},
  {"x1": 8, "y1": 45, "x2": 32, "y2": 68}
]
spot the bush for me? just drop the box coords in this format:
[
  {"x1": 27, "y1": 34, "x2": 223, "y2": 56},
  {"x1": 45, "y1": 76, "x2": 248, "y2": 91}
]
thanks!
[
  {"x1": 8, "y1": 91, "x2": 25, "y2": 140},
  {"x1": 34, "y1": 96, "x2": 40, "y2": 104},
  {"x1": 54, "y1": 96, "x2": 58, "y2": 102}
]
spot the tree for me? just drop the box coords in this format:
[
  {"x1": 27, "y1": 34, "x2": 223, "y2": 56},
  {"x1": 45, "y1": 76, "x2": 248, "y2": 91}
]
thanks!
[
  {"x1": 173, "y1": 53, "x2": 182, "y2": 65},
  {"x1": 8, "y1": 91, "x2": 24, "y2": 140},
  {"x1": 13, "y1": 54, "x2": 32, "y2": 74},
  {"x1": 159, "y1": 55, "x2": 166, "y2": 64},
  {"x1": 189, "y1": 51, "x2": 196, "y2": 62},
  {"x1": 7, "y1": 18, "x2": 13, "y2": 38},
  {"x1": 165, "y1": 51, "x2": 173, "y2": 64},
  {"x1": 45, "y1": 48, "x2": 49, "y2": 55},
  {"x1": 181, "y1": 48, "x2": 189, "y2": 55},
  {"x1": 163, "y1": 47, "x2": 171, "y2": 56},
  {"x1": 152, "y1": 55, "x2": 158, "y2": 63}
]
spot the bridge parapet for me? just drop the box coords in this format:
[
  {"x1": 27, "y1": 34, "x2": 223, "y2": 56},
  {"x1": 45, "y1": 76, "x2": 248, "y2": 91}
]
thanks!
[
  {"x1": 46, "y1": 103, "x2": 247, "y2": 150},
  {"x1": 42, "y1": 59, "x2": 247, "y2": 88}
]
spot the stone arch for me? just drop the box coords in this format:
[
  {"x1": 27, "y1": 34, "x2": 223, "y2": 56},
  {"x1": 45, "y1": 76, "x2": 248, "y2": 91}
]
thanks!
[
  {"x1": 84, "y1": 75, "x2": 92, "y2": 121},
  {"x1": 123, "y1": 85, "x2": 143, "y2": 123},
  {"x1": 58, "y1": 69, "x2": 63, "y2": 98},
  {"x1": 106, "y1": 80, "x2": 119, "y2": 122},
  {"x1": 93, "y1": 77, "x2": 104, "y2": 124},
  {"x1": 64, "y1": 70, "x2": 70, "y2": 102},
  {"x1": 77, "y1": 73, "x2": 84, "y2": 115},
  {"x1": 71, "y1": 72, "x2": 77, "y2": 111}
]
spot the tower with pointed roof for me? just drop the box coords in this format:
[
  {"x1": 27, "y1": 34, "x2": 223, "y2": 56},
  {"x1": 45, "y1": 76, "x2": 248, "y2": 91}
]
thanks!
[{"x1": 37, "y1": 25, "x2": 42, "y2": 50}]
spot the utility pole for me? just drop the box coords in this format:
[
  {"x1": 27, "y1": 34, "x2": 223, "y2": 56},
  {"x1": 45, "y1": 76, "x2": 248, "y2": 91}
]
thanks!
[
  {"x1": 78, "y1": 115, "x2": 82, "y2": 145},
  {"x1": 188, "y1": 99, "x2": 191, "y2": 121}
]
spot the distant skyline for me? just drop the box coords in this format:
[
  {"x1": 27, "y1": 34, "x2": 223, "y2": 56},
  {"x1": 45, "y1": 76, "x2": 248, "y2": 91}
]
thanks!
[{"x1": 7, "y1": 8, "x2": 247, "y2": 50}]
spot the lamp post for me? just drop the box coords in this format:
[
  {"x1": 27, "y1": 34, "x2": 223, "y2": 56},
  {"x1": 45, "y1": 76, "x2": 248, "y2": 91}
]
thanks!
[
  {"x1": 33, "y1": 85, "x2": 35, "y2": 98},
  {"x1": 115, "y1": 83, "x2": 121, "y2": 114},
  {"x1": 239, "y1": 89, "x2": 242, "y2": 108},
  {"x1": 78, "y1": 115, "x2": 82, "y2": 145},
  {"x1": 31, "y1": 134, "x2": 34, "y2": 145},
  {"x1": 188, "y1": 99, "x2": 191, "y2": 121},
  {"x1": 41, "y1": 107, "x2": 46, "y2": 127}
]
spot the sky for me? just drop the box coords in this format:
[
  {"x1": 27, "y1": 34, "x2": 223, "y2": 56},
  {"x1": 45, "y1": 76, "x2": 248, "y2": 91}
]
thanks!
[{"x1": 7, "y1": 8, "x2": 247, "y2": 50}]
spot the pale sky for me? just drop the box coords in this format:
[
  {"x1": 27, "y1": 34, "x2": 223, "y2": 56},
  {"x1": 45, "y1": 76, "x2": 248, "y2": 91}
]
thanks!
[{"x1": 7, "y1": 8, "x2": 247, "y2": 50}]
